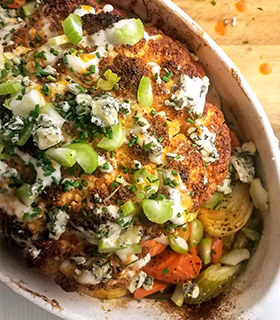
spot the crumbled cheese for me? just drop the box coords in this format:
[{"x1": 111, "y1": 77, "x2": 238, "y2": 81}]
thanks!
[
  {"x1": 217, "y1": 169, "x2": 232, "y2": 194},
  {"x1": 2, "y1": 167, "x2": 19, "y2": 181},
  {"x1": 98, "y1": 155, "x2": 114, "y2": 173},
  {"x1": 67, "y1": 83, "x2": 85, "y2": 95},
  {"x1": 147, "y1": 62, "x2": 161, "y2": 84},
  {"x1": 183, "y1": 282, "x2": 200, "y2": 298},
  {"x1": 103, "y1": 4, "x2": 114, "y2": 12},
  {"x1": 75, "y1": 260, "x2": 112, "y2": 285},
  {"x1": 0, "y1": 115, "x2": 25, "y2": 144},
  {"x1": 231, "y1": 146, "x2": 255, "y2": 183},
  {"x1": 42, "y1": 65, "x2": 57, "y2": 76},
  {"x1": 131, "y1": 160, "x2": 142, "y2": 170},
  {"x1": 32, "y1": 113, "x2": 62, "y2": 150},
  {"x1": 58, "y1": 101, "x2": 71, "y2": 112},
  {"x1": 166, "y1": 152, "x2": 185, "y2": 161},
  {"x1": 75, "y1": 93, "x2": 92, "y2": 116},
  {"x1": 127, "y1": 271, "x2": 147, "y2": 293},
  {"x1": 47, "y1": 207, "x2": 69, "y2": 240},
  {"x1": 28, "y1": 246, "x2": 41, "y2": 259},
  {"x1": 9, "y1": 89, "x2": 46, "y2": 117},
  {"x1": 91, "y1": 92, "x2": 119, "y2": 127},
  {"x1": 188, "y1": 121, "x2": 219, "y2": 164},
  {"x1": 165, "y1": 75, "x2": 209, "y2": 114},
  {"x1": 119, "y1": 100, "x2": 131, "y2": 114}
]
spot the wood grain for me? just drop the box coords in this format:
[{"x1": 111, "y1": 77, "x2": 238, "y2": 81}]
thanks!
[{"x1": 173, "y1": 0, "x2": 280, "y2": 140}]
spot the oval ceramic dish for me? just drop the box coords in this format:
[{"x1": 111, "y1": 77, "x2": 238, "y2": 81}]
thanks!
[{"x1": 1, "y1": 1, "x2": 280, "y2": 319}]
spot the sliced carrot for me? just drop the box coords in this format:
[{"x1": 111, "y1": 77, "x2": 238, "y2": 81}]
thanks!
[
  {"x1": 189, "y1": 246, "x2": 198, "y2": 256},
  {"x1": 177, "y1": 223, "x2": 191, "y2": 241},
  {"x1": 211, "y1": 238, "x2": 223, "y2": 264},
  {"x1": 140, "y1": 240, "x2": 167, "y2": 257},
  {"x1": 143, "y1": 250, "x2": 202, "y2": 284},
  {"x1": 229, "y1": 130, "x2": 241, "y2": 149},
  {"x1": 133, "y1": 281, "x2": 167, "y2": 300},
  {"x1": 2, "y1": 0, "x2": 26, "y2": 9}
]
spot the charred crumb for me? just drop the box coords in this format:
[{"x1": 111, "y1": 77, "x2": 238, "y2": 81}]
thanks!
[
  {"x1": 55, "y1": 272, "x2": 80, "y2": 292},
  {"x1": 82, "y1": 12, "x2": 124, "y2": 35}
]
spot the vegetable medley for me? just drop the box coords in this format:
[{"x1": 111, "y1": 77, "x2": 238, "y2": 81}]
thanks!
[{"x1": 0, "y1": 0, "x2": 269, "y2": 307}]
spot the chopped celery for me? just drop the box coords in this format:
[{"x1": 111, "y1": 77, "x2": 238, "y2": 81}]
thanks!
[
  {"x1": 168, "y1": 234, "x2": 189, "y2": 254},
  {"x1": 65, "y1": 143, "x2": 98, "y2": 174},
  {"x1": 241, "y1": 228, "x2": 261, "y2": 241},
  {"x1": 22, "y1": 1, "x2": 36, "y2": 16},
  {"x1": 184, "y1": 264, "x2": 239, "y2": 305},
  {"x1": 16, "y1": 184, "x2": 37, "y2": 206},
  {"x1": 219, "y1": 249, "x2": 250, "y2": 266},
  {"x1": 62, "y1": 14, "x2": 83, "y2": 45},
  {"x1": 233, "y1": 232, "x2": 248, "y2": 250},
  {"x1": 203, "y1": 192, "x2": 224, "y2": 209},
  {"x1": 49, "y1": 34, "x2": 70, "y2": 46},
  {"x1": 0, "y1": 81, "x2": 23, "y2": 95},
  {"x1": 118, "y1": 226, "x2": 142, "y2": 245},
  {"x1": 189, "y1": 219, "x2": 204, "y2": 247},
  {"x1": 120, "y1": 200, "x2": 135, "y2": 217},
  {"x1": 40, "y1": 103, "x2": 65, "y2": 128},
  {"x1": 17, "y1": 121, "x2": 33, "y2": 146},
  {"x1": 98, "y1": 239, "x2": 122, "y2": 253},
  {"x1": 137, "y1": 76, "x2": 153, "y2": 107},
  {"x1": 133, "y1": 169, "x2": 159, "y2": 195},
  {"x1": 115, "y1": 18, "x2": 144, "y2": 46},
  {"x1": 198, "y1": 238, "x2": 212, "y2": 265},
  {"x1": 97, "y1": 69, "x2": 121, "y2": 91},
  {"x1": 45, "y1": 147, "x2": 77, "y2": 167},
  {"x1": 116, "y1": 244, "x2": 142, "y2": 255},
  {"x1": 97, "y1": 120, "x2": 125, "y2": 151},
  {"x1": 250, "y1": 178, "x2": 269, "y2": 211},
  {"x1": 142, "y1": 199, "x2": 173, "y2": 224},
  {"x1": 171, "y1": 284, "x2": 185, "y2": 307}
]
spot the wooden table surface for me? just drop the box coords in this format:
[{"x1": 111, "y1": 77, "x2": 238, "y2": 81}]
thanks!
[{"x1": 173, "y1": 0, "x2": 280, "y2": 140}]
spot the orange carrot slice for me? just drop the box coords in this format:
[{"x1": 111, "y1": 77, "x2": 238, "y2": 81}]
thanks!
[
  {"x1": 143, "y1": 250, "x2": 202, "y2": 284},
  {"x1": 140, "y1": 240, "x2": 168, "y2": 257},
  {"x1": 133, "y1": 281, "x2": 167, "y2": 300}
]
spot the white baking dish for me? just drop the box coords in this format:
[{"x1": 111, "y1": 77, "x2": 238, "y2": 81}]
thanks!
[{"x1": 1, "y1": 1, "x2": 280, "y2": 319}]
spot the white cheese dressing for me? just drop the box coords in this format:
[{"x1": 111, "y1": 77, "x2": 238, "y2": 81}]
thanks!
[
  {"x1": 147, "y1": 62, "x2": 161, "y2": 84},
  {"x1": 166, "y1": 75, "x2": 209, "y2": 114}
]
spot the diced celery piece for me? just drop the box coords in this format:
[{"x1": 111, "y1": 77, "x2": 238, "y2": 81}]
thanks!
[
  {"x1": 241, "y1": 228, "x2": 261, "y2": 241},
  {"x1": 45, "y1": 147, "x2": 77, "y2": 167},
  {"x1": 115, "y1": 18, "x2": 144, "y2": 46},
  {"x1": 189, "y1": 219, "x2": 204, "y2": 247},
  {"x1": 65, "y1": 143, "x2": 98, "y2": 174},
  {"x1": 250, "y1": 178, "x2": 269, "y2": 211},
  {"x1": 137, "y1": 76, "x2": 153, "y2": 107},
  {"x1": 219, "y1": 249, "x2": 250, "y2": 266},
  {"x1": 133, "y1": 169, "x2": 159, "y2": 195},
  {"x1": 184, "y1": 264, "x2": 239, "y2": 305},
  {"x1": 97, "y1": 120, "x2": 125, "y2": 151},
  {"x1": 142, "y1": 199, "x2": 173, "y2": 224},
  {"x1": 120, "y1": 200, "x2": 135, "y2": 217},
  {"x1": 49, "y1": 34, "x2": 70, "y2": 46},
  {"x1": 16, "y1": 184, "x2": 37, "y2": 206},
  {"x1": 171, "y1": 284, "x2": 185, "y2": 307},
  {"x1": 116, "y1": 244, "x2": 142, "y2": 255},
  {"x1": 62, "y1": 13, "x2": 83, "y2": 45},
  {"x1": 22, "y1": 1, "x2": 36, "y2": 16},
  {"x1": 0, "y1": 81, "x2": 23, "y2": 95},
  {"x1": 168, "y1": 234, "x2": 189, "y2": 254},
  {"x1": 203, "y1": 192, "x2": 224, "y2": 209},
  {"x1": 98, "y1": 239, "x2": 122, "y2": 253},
  {"x1": 198, "y1": 238, "x2": 212, "y2": 265},
  {"x1": 17, "y1": 121, "x2": 33, "y2": 146},
  {"x1": 97, "y1": 69, "x2": 121, "y2": 91}
]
